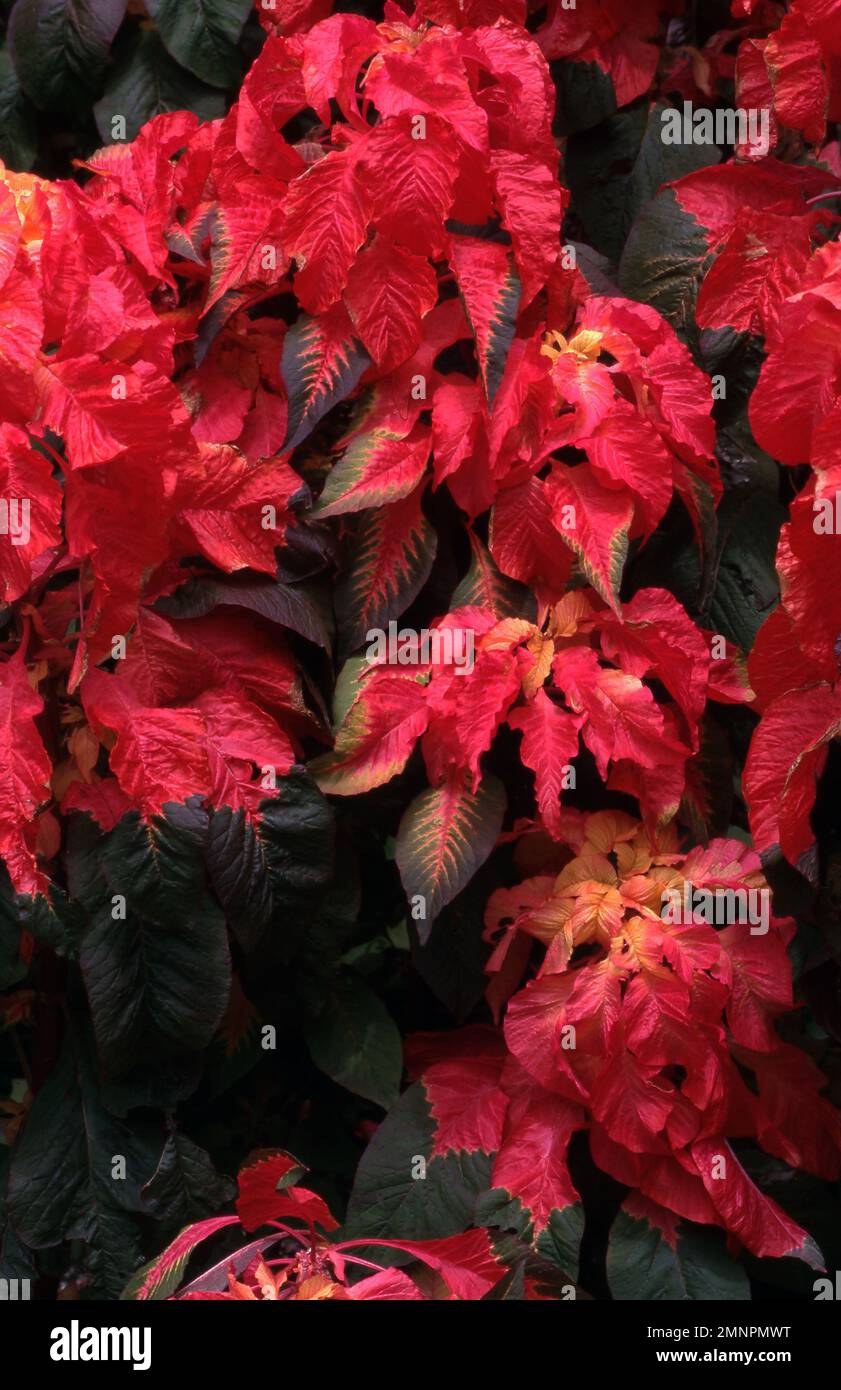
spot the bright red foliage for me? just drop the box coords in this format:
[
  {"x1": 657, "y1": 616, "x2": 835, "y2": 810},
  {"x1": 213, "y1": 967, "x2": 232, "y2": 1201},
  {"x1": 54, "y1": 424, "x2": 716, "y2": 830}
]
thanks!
[{"x1": 1, "y1": 0, "x2": 840, "y2": 1304}]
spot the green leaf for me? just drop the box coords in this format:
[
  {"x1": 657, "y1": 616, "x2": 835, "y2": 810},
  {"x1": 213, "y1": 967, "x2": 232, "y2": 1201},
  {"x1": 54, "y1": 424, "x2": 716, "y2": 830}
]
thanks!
[
  {"x1": 94, "y1": 28, "x2": 226, "y2": 143},
  {"x1": 411, "y1": 865, "x2": 493, "y2": 1021},
  {"x1": 344, "y1": 1082, "x2": 493, "y2": 1240},
  {"x1": 304, "y1": 972, "x2": 402, "y2": 1109},
  {"x1": 336, "y1": 484, "x2": 437, "y2": 658},
  {"x1": 146, "y1": 0, "x2": 252, "y2": 88},
  {"x1": 0, "y1": 46, "x2": 36, "y2": 170},
  {"x1": 141, "y1": 1132, "x2": 234, "y2": 1230},
  {"x1": 607, "y1": 1201, "x2": 751, "y2": 1300},
  {"x1": 205, "y1": 769, "x2": 334, "y2": 954},
  {"x1": 281, "y1": 311, "x2": 370, "y2": 452},
  {"x1": 705, "y1": 491, "x2": 785, "y2": 652},
  {"x1": 566, "y1": 103, "x2": 719, "y2": 265},
  {"x1": 314, "y1": 428, "x2": 430, "y2": 518},
  {"x1": 396, "y1": 774, "x2": 506, "y2": 936},
  {"x1": 565, "y1": 107, "x2": 649, "y2": 263},
  {"x1": 552, "y1": 58, "x2": 616, "y2": 136},
  {"x1": 451, "y1": 531, "x2": 535, "y2": 620},
  {"x1": 536, "y1": 1206, "x2": 586, "y2": 1283},
  {"x1": 9, "y1": 0, "x2": 127, "y2": 111},
  {"x1": 618, "y1": 187, "x2": 710, "y2": 334},
  {"x1": 474, "y1": 1187, "x2": 584, "y2": 1282},
  {"x1": 78, "y1": 806, "x2": 231, "y2": 1073},
  {"x1": 6, "y1": 1021, "x2": 161, "y2": 1297},
  {"x1": 0, "y1": 868, "x2": 83, "y2": 986},
  {"x1": 630, "y1": 444, "x2": 785, "y2": 651}
]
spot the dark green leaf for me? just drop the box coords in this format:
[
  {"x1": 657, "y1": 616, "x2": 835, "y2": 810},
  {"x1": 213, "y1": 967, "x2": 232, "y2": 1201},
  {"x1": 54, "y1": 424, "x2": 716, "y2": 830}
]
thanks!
[
  {"x1": 6, "y1": 1022, "x2": 161, "y2": 1297},
  {"x1": 0, "y1": 46, "x2": 36, "y2": 169},
  {"x1": 94, "y1": 28, "x2": 226, "y2": 143},
  {"x1": 146, "y1": 0, "x2": 252, "y2": 88},
  {"x1": 607, "y1": 1204, "x2": 750, "y2": 1300},
  {"x1": 9, "y1": 0, "x2": 127, "y2": 111},
  {"x1": 304, "y1": 972, "x2": 402, "y2": 1109},
  {"x1": 552, "y1": 58, "x2": 616, "y2": 136},
  {"x1": 344, "y1": 1082, "x2": 493, "y2": 1241},
  {"x1": 78, "y1": 807, "x2": 231, "y2": 1072},
  {"x1": 618, "y1": 187, "x2": 710, "y2": 333},
  {"x1": 567, "y1": 103, "x2": 719, "y2": 264},
  {"x1": 141, "y1": 1132, "x2": 234, "y2": 1229},
  {"x1": 156, "y1": 574, "x2": 333, "y2": 650},
  {"x1": 206, "y1": 769, "x2": 334, "y2": 954}
]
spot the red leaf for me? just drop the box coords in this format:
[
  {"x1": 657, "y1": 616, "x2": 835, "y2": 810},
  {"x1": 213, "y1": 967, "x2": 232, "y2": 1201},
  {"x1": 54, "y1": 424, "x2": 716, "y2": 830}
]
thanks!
[
  {"x1": 449, "y1": 235, "x2": 520, "y2": 405},
  {"x1": 507, "y1": 690, "x2": 581, "y2": 839},
  {"x1": 343, "y1": 236, "x2": 438, "y2": 373},
  {"x1": 0, "y1": 651, "x2": 52, "y2": 896},
  {"x1": 282, "y1": 149, "x2": 371, "y2": 313},
  {"x1": 135, "y1": 1216, "x2": 240, "y2": 1301},
  {"x1": 553, "y1": 646, "x2": 675, "y2": 781},
  {"x1": 690, "y1": 1139, "x2": 822, "y2": 1265},
  {"x1": 744, "y1": 683, "x2": 841, "y2": 862},
  {"x1": 236, "y1": 1151, "x2": 338, "y2": 1233},
  {"x1": 359, "y1": 113, "x2": 459, "y2": 257},
  {"x1": 423, "y1": 1053, "x2": 508, "y2": 1157},
  {"x1": 546, "y1": 465, "x2": 633, "y2": 614},
  {"x1": 0, "y1": 425, "x2": 62, "y2": 603},
  {"x1": 491, "y1": 1077, "x2": 584, "y2": 1231}
]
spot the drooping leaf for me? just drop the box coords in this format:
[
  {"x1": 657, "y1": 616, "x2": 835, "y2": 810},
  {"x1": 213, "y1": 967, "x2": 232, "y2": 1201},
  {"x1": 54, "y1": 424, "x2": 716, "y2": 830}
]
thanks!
[
  {"x1": 335, "y1": 483, "x2": 437, "y2": 657},
  {"x1": 141, "y1": 1132, "x2": 235, "y2": 1231},
  {"x1": 0, "y1": 650, "x2": 52, "y2": 897},
  {"x1": 507, "y1": 691, "x2": 581, "y2": 840},
  {"x1": 396, "y1": 772, "x2": 506, "y2": 933},
  {"x1": 281, "y1": 306, "x2": 370, "y2": 451},
  {"x1": 548, "y1": 465, "x2": 633, "y2": 614},
  {"x1": 157, "y1": 575, "x2": 332, "y2": 651},
  {"x1": 451, "y1": 531, "x2": 534, "y2": 620},
  {"x1": 0, "y1": 46, "x2": 36, "y2": 169},
  {"x1": 449, "y1": 235, "x2": 521, "y2": 406},
  {"x1": 77, "y1": 805, "x2": 231, "y2": 1072},
  {"x1": 7, "y1": 1020, "x2": 162, "y2": 1298},
  {"x1": 343, "y1": 236, "x2": 438, "y2": 372},
  {"x1": 205, "y1": 768, "x2": 334, "y2": 953},
  {"x1": 127, "y1": 1213, "x2": 240, "y2": 1301},
  {"x1": 311, "y1": 671, "x2": 430, "y2": 796},
  {"x1": 344, "y1": 1081, "x2": 494, "y2": 1242},
  {"x1": 282, "y1": 149, "x2": 371, "y2": 314}
]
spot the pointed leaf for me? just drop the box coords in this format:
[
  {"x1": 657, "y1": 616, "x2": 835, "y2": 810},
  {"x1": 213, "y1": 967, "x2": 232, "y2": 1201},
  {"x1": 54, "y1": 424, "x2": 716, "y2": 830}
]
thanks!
[
  {"x1": 396, "y1": 772, "x2": 506, "y2": 930},
  {"x1": 281, "y1": 306, "x2": 370, "y2": 451},
  {"x1": 336, "y1": 483, "x2": 437, "y2": 656},
  {"x1": 449, "y1": 235, "x2": 521, "y2": 406}
]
